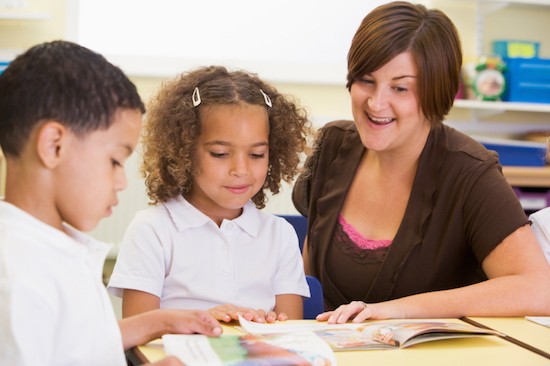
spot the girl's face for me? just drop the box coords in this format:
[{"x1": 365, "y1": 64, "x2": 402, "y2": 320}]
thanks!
[
  {"x1": 350, "y1": 52, "x2": 430, "y2": 155},
  {"x1": 188, "y1": 103, "x2": 269, "y2": 224}
]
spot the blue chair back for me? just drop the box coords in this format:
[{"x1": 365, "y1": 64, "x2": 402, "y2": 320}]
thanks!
[
  {"x1": 280, "y1": 215, "x2": 307, "y2": 252},
  {"x1": 304, "y1": 275, "x2": 324, "y2": 319}
]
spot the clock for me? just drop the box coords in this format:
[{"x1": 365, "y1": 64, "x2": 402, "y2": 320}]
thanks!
[{"x1": 473, "y1": 56, "x2": 507, "y2": 101}]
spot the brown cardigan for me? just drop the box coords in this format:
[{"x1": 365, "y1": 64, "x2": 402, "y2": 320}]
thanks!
[{"x1": 293, "y1": 120, "x2": 528, "y2": 309}]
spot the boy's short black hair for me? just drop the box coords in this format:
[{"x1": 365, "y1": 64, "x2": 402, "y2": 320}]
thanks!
[{"x1": 0, "y1": 40, "x2": 145, "y2": 157}]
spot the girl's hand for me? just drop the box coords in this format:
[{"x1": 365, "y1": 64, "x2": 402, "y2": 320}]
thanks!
[
  {"x1": 316, "y1": 301, "x2": 372, "y2": 324},
  {"x1": 208, "y1": 304, "x2": 284, "y2": 323}
]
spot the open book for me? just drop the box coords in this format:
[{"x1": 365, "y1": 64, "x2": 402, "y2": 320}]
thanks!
[
  {"x1": 162, "y1": 330, "x2": 336, "y2": 366},
  {"x1": 238, "y1": 316, "x2": 503, "y2": 351},
  {"x1": 525, "y1": 316, "x2": 550, "y2": 328}
]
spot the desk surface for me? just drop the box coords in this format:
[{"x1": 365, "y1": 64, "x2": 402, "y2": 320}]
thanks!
[
  {"x1": 135, "y1": 318, "x2": 550, "y2": 366},
  {"x1": 468, "y1": 316, "x2": 550, "y2": 354}
]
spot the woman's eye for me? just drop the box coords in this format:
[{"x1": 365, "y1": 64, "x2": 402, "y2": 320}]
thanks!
[
  {"x1": 111, "y1": 159, "x2": 122, "y2": 167},
  {"x1": 359, "y1": 78, "x2": 374, "y2": 85},
  {"x1": 394, "y1": 86, "x2": 408, "y2": 93}
]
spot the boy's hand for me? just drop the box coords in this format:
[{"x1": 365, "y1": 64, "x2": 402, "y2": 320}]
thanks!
[{"x1": 164, "y1": 309, "x2": 222, "y2": 336}]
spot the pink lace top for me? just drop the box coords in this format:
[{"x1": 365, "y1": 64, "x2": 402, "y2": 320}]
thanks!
[
  {"x1": 323, "y1": 214, "x2": 394, "y2": 305},
  {"x1": 338, "y1": 215, "x2": 392, "y2": 250}
]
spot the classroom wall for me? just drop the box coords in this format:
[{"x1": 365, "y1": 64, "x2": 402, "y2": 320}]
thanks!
[{"x1": 2, "y1": 0, "x2": 550, "y2": 246}]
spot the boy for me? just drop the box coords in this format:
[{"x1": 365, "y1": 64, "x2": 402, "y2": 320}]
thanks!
[{"x1": 0, "y1": 40, "x2": 221, "y2": 366}]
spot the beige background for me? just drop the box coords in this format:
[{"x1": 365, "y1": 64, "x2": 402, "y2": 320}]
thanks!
[{"x1": 1, "y1": 0, "x2": 550, "y2": 247}]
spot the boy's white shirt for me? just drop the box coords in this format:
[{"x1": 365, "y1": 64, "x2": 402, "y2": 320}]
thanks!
[
  {"x1": 0, "y1": 200, "x2": 126, "y2": 366},
  {"x1": 529, "y1": 207, "x2": 550, "y2": 264}
]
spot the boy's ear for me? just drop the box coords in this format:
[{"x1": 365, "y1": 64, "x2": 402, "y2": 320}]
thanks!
[{"x1": 36, "y1": 121, "x2": 68, "y2": 168}]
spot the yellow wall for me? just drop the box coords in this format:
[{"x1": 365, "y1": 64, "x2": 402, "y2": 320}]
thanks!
[{"x1": 2, "y1": 0, "x2": 550, "y2": 241}]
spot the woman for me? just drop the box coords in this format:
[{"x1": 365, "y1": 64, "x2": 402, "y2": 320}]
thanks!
[{"x1": 292, "y1": 1, "x2": 550, "y2": 323}]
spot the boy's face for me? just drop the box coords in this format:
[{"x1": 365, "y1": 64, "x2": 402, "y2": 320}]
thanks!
[
  {"x1": 55, "y1": 109, "x2": 142, "y2": 232},
  {"x1": 188, "y1": 104, "x2": 269, "y2": 222}
]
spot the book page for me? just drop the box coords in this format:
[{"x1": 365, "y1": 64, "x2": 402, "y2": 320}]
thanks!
[
  {"x1": 237, "y1": 315, "x2": 362, "y2": 334},
  {"x1": 238, "y1": 317, "x2": 502, "y2": 351},
  {"x1": 163, "y1": 332, "x2": 337, "y2": 366},
  {"x1": 525, "y1": 316, "x2": 550, "y2": 327}
]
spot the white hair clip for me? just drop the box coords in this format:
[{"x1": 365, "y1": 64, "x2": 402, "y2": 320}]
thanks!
[
  {"x1": 260, "y1": 89, "x2": 272, "y2": 108},
  {"x1": 192, "y1": 87, "x2": 201, "y2": 107}
]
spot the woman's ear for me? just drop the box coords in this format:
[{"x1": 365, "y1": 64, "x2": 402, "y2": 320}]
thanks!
[{"x1": 36, "y1": 121, "x2": 67, "y2": 169}]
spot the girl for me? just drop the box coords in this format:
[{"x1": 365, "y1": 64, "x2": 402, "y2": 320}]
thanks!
[{"x1": 108, "y1": 66, "x2": 312, "y2": 323}]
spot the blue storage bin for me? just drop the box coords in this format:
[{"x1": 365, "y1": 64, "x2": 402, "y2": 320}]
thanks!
[
  {"x1": 477, "y1": 137, "x2": 548, "y2": 167},
  {"x1": 0, "y1": 61, "x2": 9, "y2": 75},
  {"x1": 502, "y1": 57, "x2": 550, "y2": 104},
  {"x1": 493, "y1": 40, "x2": 540, "y2": 59}
]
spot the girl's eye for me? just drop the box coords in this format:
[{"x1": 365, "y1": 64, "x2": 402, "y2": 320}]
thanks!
[
  {"x1": 250, "y1": 153, "x2": 266, "y2": 159},
  {"x1": 111, "y1": 159, "x2": 122, "y2": 167},
  {"x1": 209, "y1": 152, "x2": 228, "y2": 158}
]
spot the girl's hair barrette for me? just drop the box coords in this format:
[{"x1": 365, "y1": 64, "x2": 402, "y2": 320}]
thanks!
[
  {"x1": 192, "y1": 87, "x2": 201, "y2": 107},
  {"x1": 260, "y1": 89, "x2": 272, "y2": 108}
]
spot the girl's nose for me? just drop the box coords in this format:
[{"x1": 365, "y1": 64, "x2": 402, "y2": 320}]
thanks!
[{"x1": 230, "y1": 156, "x2": 249, "y2": 177}]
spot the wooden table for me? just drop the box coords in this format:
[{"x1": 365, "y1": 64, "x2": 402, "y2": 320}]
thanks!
[{"x1": 131, "y1": 317, "x2": 550, "y2": 366}]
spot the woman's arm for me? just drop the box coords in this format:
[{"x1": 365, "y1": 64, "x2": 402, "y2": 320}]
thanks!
[
  {"x1": 318, "y1": 224, "x2": 550, "y2": 323},
  {"x1": 122, "y1": 289, "x2": 161, "y2": 317},
  {"x1": 302, "y1": 236, "x2": 311, "y2": 275}
]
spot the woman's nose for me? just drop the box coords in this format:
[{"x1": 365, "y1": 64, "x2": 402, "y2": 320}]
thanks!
[{"x1": 368, "y1": 88, "x2": 389, "y2": 111}]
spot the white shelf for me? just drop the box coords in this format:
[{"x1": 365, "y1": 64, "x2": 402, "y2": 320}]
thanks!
[
  {"x1": 454, "y1": 99, "x2": 550, "y2": 113},
  {"x1": 0, "y1": 12, "x2": 49, "y2": 20},
  {"x1": 484, "y1": 0, "x2": 550, "y2": 5}
]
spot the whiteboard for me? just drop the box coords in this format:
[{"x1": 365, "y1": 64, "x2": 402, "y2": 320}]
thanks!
[{"x1": 73, "y1": 0, "x2": 399, "y2": 84}]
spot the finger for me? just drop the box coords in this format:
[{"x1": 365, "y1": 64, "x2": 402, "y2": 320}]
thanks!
[
  {"x1": 326, "y1": 305, "x2": 349, "y2": 324},
  {"x1": 188, "y1": 313, "x2": 223, "y2": 336},
  {"x1": 351, "y1": 302, "x2": 370, "y2": 323},
  {"x1": 275, "y1": 312, "x2": 287, "y2": 322},
  {"x1": 208, "y1": 308, "x2": 232, "y2": 323},
  {"x1": 227, "y1": 310, "x2": 243, "y2": 321},
  {"x1": 235, "y1": 310, "x2": 256, "y2": 322},
  {"x1": 335, "y1": 301, "x2": 366, "y2": 324},
  {"x1": 253, "y1": 309, "x2": 267, "y2": 323},
  {"x1": 315, "y1": 311, "x2": 333, "y2": 322},
  {"x1": 264, "y1": 311, "x2": 278, "y2": 323}
]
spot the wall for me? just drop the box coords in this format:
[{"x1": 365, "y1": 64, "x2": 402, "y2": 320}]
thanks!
[{"x1": 2, "y1": 0, "x2": 550, "y2": 245}]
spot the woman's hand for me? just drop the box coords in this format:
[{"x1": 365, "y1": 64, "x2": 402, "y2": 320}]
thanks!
[
  {"x1": 208, "y1": 304, "x2": 286, "y2": 323},
  {"x1": 316, "y1": 301, "x2": 372, "y2": 324}
]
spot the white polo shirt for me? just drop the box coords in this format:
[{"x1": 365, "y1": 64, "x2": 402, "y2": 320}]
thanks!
[
  {"x1": 0, "y1": 201, "x2": 126, "y2": 366},
  {"x1": 529, "y1": 207, "x2": 550, "y2": 264},
  {"x1": 108, "y1": 196, "x2": 310, "y2": 311}
]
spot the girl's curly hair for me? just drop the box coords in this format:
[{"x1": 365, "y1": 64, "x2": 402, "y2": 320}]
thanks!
[{"x1": 142, "y1": 65, "x2": 311, "y2": 209}]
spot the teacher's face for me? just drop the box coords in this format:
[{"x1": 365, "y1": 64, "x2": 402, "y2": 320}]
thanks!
[{"x1": 350, "y1": 52, "x2": 430, "y2": 154}]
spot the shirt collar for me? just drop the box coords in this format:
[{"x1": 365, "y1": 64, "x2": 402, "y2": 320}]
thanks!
[
  {"x1": 163, "y1": 195, "x2": 261, "y2": 237},
  {"x1": 0, "y1": 200, "x2": 111, "y2": 277}
]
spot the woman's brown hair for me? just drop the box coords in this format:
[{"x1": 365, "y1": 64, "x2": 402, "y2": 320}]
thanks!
[{"x1": 346, "y1": 1, "x2": 462, "y2": 125}]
